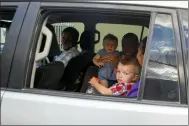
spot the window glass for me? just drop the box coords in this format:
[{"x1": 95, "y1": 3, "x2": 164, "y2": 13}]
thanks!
[
  {"x1": 0, "y1": 20, "x2": 13, "y2": 53},
  {"x1": 1, "y1": 8, "x2": 17, "y2": 52},
  {"x1": 143, "y1": 14, "x2": 179, "y2": 102},
  {"x1": 52, "y1": 22, "x2": 84, "y2": 52},
  {"x1": 95, "y1": 23, "x2": 148, "y2": 52},
  {"x1": 0, "y1": 8, "x2": 17, "y2": 88}
]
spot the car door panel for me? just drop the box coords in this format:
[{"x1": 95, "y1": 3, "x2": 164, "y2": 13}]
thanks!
[{"x1": 1, "y1": 91, "x2": 188, "y2": 125}]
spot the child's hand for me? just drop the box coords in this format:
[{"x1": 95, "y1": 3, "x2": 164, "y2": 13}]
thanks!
[
  {"x1": 97, "y1": 61, "x2": 104, "y2": 67},
  {"x1": 106, "y1": 55, "x2": 117, "y2": 62},
  {"x1": 100, "y1": 56, "x2": 111, "y2": 62},
  {"x1": 89, "y1": 77, "x2": 99, "y2": 85},
  {"x1": 109, "y1": 54, "x2": 117, "y2": 60}
]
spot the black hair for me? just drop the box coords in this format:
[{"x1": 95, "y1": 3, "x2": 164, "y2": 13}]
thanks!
[
  {"x1": 62, "y1": 27, "x2": 79, "y2": 45},
  {"x1": 122, "y1": 33, "x2": 139, "y2": 45},
  {"x1": 103, "y1": 33, "x2": 118, "y2": 47},
  {"x1": 122, "y1": 33, "x2": 139, "y2": 57}
]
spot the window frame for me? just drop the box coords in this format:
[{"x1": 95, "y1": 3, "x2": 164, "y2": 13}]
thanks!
[
  {"x1": 0, "y1": 2, "x2": 29, "y2": 88},
  {"x1": 138, "y1": 11, "x2": 187, "y2": 104},
  {"x1": 7, "y1": 2, "x2": 187, "y2": 106},
  {"x1": 177, "y1": 9, "x2": 188, "y2": 104}
]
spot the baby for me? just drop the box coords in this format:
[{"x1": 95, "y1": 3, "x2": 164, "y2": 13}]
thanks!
[
  {"x1": 89, "y1": 58, "x2": 140, "y2": 96},
  {"x1": 92, "y1": 34, "x2": 119, "y2": 88}
]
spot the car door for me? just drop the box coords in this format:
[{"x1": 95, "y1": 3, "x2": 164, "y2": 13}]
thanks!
[
  {"x1": 1, "y1": 1, "x2": 188, "y2": 125},
  {"x1": 0, "y1": 2, "x2": 29, "y2": 97}
]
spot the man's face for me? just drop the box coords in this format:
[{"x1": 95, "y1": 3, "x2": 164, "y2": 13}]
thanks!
[{"x1": 62, "y1": 32, "x2": 73, "y2": 51}]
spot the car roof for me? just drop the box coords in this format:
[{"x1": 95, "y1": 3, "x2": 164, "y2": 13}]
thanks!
[
  {"x1": 3, "y1": 0, "x2": 188, "y2": 9},
  {"x1": 101, "y1": 1, "x2": 188, "y2": 9}
]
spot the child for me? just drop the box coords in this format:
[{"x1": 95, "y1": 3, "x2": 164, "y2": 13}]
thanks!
[
  {"x1": 89, "y1": 58, "x2": 140, "y2": 96},
  {"x1": 92, "y1": 34, "x2": 119, "y2": 88}
]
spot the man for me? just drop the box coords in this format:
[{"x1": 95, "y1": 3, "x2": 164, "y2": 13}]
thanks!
[{"x1": 55, "y1": 27, "x2": 80, "y2": 67}]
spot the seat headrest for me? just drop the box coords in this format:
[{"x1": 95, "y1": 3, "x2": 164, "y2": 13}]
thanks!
[
  {"x1": 46, "y1": 24, "x2": 61, "y2": 56},
  {"x1": 79, "y1": 30, "x2": 94, "y2": 51}
]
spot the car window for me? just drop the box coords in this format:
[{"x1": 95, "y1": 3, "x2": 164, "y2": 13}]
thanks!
[
  {"x1": 52, "y1": 22, "x2": 84, "y2": 52},
  {"x1": 29, "y1": 9, "x2": 151, "y2": 97},
  {"x1": 0, "y1": 20, "x2": 12, "y2": 53},
  {"x1": 0, "y1": 8, "x2": 17, "y2": 53},
  {"x1": 0, "y1": 9, "x2": 16, "y2": 52},
  {"x1": 95, "y1": 23, "x2": 148, "y2": 52},
  {"x1": 143, "y1": 14, "x2": 179, "y2": 102},
  {"x1": 0, "y1": 27, "x2": 6, "y2": 52}
]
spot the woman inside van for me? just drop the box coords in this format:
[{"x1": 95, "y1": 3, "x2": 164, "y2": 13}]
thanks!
[{"x1": 126, "y1": 36, "x2": 147, "y2": 97}]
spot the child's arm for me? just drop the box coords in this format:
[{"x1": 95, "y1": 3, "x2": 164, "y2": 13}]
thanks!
[
  {"x1": 89, "y1": 77, "x2": 113, "y2": 95},
  {"x1": 93, "y1": 54, "x2": 104, "y2": 67}
]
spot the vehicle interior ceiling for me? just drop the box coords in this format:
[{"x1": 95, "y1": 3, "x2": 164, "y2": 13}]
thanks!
[{"x1": 39, "y1": 9, "x2": 151, "y2": 92}]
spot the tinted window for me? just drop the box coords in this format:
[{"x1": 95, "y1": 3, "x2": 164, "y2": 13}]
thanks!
[
  {"x1": 0, "y1": 8, "x2": 17, "y2": 87},
  {"x1": 143, "y1": 14, "x2": 179, "y2": 102},
  {"x1": 0, "y1": 9, "x2": 16, "y2": 52},
  {"x1": 0, "y1": 8, "x2": 17, "y2": 53},
  {"x1": 0, "y1": 20, "x2": 14, "y2": 53}
]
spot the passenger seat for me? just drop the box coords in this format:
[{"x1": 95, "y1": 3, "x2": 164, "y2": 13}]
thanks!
[
  {"x1": 61, "y1": 30, "x2": 95, "y2": 91},
  {"x1": 34, "y1": 24, "x2": 63, "y2": 90}
]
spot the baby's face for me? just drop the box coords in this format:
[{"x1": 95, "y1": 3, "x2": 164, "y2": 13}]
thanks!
[
  {"x1": 116, "y1": 63, "x2": 138, "y2": 83},
  {"x1": 103, "y1": 40, "x2": 117, "y2": 53}
]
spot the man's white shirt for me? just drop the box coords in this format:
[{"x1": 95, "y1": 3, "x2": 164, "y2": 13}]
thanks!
[{"x1": 55, "y1": 47, "x2": 79, "y2": 67}]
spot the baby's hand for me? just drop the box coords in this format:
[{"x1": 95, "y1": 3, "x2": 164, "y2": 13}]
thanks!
[
  {"x1": 97, "y1": 61, "x2": 104, "y2": 67},
  {"x1": 89, "y1": 77, "x2": 99, "y2": 85},
  {"x1": 99, "y1": 56, "x2": 112, "y2": 62},
  {"x1": 105, "y1": 55, "x2": 117, "y2": 62},
  {"x1": 99, "y1": 56, "x2": 106, "y2": 62},
  {"x1": 109, "y1": 54, "x2": 117, "y2": 60}
]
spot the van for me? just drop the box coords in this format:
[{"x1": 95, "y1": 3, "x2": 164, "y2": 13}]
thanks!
[{"x1": 0, "y1": 1, "x2": 188, "y2": 125}]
